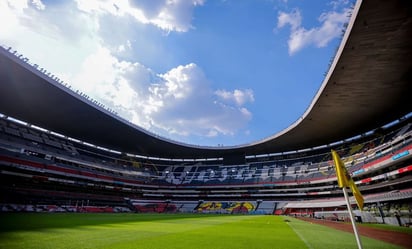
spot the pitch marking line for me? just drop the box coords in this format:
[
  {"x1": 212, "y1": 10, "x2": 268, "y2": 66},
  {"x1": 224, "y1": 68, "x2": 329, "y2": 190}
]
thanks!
[{"x1": 286, "y1": 221, "x2": 314, "y2": 249}]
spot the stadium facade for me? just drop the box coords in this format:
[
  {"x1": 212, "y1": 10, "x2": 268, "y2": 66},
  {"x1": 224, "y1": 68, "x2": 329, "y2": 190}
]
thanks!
[{"x1": 0, "y1": 0, "x2": 411, "y2": 226}]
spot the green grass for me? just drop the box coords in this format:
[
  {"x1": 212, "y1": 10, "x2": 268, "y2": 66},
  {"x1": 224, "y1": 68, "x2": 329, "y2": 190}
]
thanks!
[
  {"x1": 360, "y1": 223, "x2": 412, "y2": 234},
  {"x1": 285, "y1": 217, "x2": 402, "y2": 249},
  {"x1": 0, "y1": 213, "x2": 403, "y2": 249}
]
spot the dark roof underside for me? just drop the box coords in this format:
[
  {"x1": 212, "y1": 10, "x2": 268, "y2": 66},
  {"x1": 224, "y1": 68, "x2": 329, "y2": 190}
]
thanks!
[{"x1": 0, "y1": 0, "x2": 411, "y2": 159}]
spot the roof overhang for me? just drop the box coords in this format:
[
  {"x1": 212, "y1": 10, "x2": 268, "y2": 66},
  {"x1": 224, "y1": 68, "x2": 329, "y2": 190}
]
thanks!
[{"x1": 0, "y1": 0, "x2": 411, "y2": 159}]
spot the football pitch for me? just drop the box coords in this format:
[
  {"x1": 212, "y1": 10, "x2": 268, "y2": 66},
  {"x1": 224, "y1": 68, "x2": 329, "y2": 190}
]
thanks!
[{"x1": 0, "y1": 213, "x2": 403, "y2": 249}]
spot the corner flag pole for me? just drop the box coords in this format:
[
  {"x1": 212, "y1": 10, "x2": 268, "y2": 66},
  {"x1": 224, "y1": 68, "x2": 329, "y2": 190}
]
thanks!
[
  {"x1": 342, "y1": 187, "x2": 363, "y2": 249},
  {"x1": 331, "y1": 150, "x2": 364, "y2": 249}
]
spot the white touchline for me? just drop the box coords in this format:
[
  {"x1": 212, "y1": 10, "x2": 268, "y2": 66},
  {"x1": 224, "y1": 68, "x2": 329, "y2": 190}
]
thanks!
[{"x1": 286, "y1": 221, "x2": 314, "y2": 249}]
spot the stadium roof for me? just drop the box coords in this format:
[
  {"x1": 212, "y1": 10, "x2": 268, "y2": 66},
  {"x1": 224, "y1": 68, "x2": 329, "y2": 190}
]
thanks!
[{"x1": 0, "y1": 0, "x2": 411, "y2": 159}]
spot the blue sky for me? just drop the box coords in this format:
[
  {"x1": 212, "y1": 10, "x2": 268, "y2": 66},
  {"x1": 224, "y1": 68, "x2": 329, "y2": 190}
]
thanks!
[{"x1": 0, "y1": 0, "x2": 354, "y2": 147}]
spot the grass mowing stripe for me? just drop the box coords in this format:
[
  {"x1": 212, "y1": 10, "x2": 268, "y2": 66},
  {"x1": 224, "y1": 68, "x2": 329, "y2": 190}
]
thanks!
[
  {"x1": 0, "y1": 214, "x2": 307, "y2": 249},
  {"x1": 135, "y1": 215, "x2": 307, "y2": 249},
  {"x1": 0, "y1": 213, "x2": 405, "y2": 249},
  {"x1": 287, "y1": 217, "x2": 403, "y2": 249},
  {"x1": 286, "y1": 220, "x2": 313, "y2": 249}
]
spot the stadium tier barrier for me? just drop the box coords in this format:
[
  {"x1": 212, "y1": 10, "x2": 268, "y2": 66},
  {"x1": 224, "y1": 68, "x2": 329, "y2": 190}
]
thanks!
[{"x1": 1, "y1": 114, "x2": 412, "y2": 218}]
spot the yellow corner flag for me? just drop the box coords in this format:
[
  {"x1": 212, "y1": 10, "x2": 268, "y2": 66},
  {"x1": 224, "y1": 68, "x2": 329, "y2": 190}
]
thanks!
[{"x1": 331, "y1": 150, "x2": 364, "y2": 210}]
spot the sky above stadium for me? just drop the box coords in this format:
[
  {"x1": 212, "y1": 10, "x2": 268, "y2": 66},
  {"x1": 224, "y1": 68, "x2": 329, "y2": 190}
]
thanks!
[{"x1": 1, "y1": 0, "x2": 354, "y2": 147}]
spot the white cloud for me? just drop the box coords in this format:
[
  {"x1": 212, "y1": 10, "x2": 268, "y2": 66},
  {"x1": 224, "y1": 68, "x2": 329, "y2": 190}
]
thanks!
[
  {"x1": 5, "y1": 0, "x2": 45, "y2": 11},
  {"x1": 117, "y1": 40, "x2": 131, "y2": 52},
  {"x1": 0, "y1": 1, "x2": 100, "y2": 78},
  {"x1": 215, "y1": 89, "x2": 254, "y2": 106},
  {"x1": 0, "y1": 0, "x2": 254, "y2": 143},
  {"x1": 329, "y1": 0, "x2": 351, "y2": 10},
  {"x1": 54, "y1": 40, "x2": 253, "y2": 140},
  {"x1": 75, "y1": 0, "x2": 204, "y2": 32},
  {"x1": 136, "y1": 0, "x2": 205, "y2": 32},
  {"x1": 31, "y1": 0, "x2": 45, "y2": 10},
  {"x1": 65, "y1": 46, "x2": 254, "y2": 140},
  {"x1": 277, "y1": 9, "x2": 301, "y2": 31},
  {"x1": 277, "y1": 7, "x2": 351, "y2": 55},
  {"x1": 146, "y1": 64, "x2": 254, "y2": 137}
]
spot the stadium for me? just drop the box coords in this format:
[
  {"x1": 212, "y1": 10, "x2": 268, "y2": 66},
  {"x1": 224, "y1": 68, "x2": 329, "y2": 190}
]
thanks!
[{"x1": 0, "y1": 0, "x2": 411, "y2": 248}]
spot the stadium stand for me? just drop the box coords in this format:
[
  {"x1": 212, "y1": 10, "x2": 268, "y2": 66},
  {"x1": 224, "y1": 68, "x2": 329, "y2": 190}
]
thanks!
[
  {"x1": 1, "y1": 112, "x2": 411, "y2": 220},
  {"x1": 0, "y1": 0, "x2": 411, "y2": 226}
]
